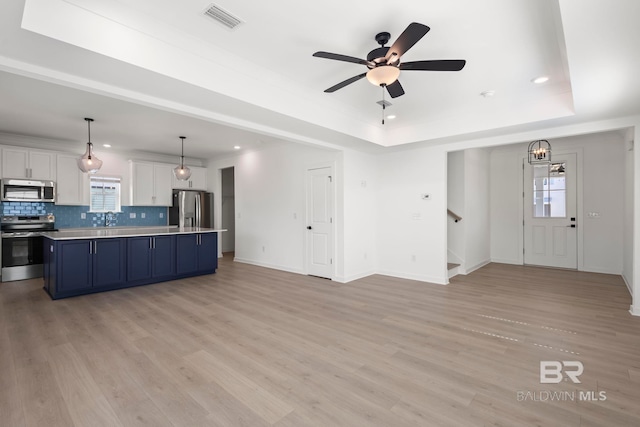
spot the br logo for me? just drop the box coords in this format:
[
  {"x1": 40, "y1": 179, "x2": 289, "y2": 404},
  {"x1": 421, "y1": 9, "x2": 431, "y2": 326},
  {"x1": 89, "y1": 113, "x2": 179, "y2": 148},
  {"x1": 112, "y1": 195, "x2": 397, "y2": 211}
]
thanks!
[{"x1": 540, "y1": 361, "x2": 583, "y2": 384}]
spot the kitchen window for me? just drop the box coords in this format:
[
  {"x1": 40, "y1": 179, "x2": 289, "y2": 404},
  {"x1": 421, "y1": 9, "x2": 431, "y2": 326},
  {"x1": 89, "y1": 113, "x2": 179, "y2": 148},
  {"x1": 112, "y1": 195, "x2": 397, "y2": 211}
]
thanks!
[{"x1": 90, "y1": 176, "x2": 121, "y2": 212}]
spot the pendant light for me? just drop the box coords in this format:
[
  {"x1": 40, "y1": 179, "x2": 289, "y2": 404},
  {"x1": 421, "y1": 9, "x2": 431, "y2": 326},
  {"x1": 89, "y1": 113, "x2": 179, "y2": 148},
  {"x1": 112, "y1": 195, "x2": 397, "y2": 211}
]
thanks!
[
  {"x1": 527, "y1": 139, "x2": 552, "y2": 164},
  {"x1": 77, "y1": 118, "x2": 103, "y2": 174},
  {"x1": 173, "y1": 136, "x2": 192, "y2": 180}
]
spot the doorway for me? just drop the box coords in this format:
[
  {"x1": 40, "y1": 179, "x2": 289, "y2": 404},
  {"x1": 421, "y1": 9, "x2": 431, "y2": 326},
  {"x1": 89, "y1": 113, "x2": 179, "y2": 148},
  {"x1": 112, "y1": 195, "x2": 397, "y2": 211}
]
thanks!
[
  {"x1": 221, "y1": 167, "x2": 235, "y2": 255},
  {"x1": 305, "y1": 165, "x2": 334, "y2": 279},
  {"x1": 523, "y1": 153, "x2": 577, "y2": 269}
]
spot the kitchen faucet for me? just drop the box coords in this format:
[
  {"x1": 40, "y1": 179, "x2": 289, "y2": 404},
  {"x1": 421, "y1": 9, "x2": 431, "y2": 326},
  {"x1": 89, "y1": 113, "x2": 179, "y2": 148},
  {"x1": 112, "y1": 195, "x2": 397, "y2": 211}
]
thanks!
[{"x1": 105, "y1": 211, "x2": 115, "y2": 227}]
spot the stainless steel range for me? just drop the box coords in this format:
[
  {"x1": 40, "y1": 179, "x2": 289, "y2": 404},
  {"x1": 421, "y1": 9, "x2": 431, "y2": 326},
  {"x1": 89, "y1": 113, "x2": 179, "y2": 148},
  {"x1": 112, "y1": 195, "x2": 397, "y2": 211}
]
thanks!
[{"x1": 1, "y1": 215, "x2": 56, "y2": 282}]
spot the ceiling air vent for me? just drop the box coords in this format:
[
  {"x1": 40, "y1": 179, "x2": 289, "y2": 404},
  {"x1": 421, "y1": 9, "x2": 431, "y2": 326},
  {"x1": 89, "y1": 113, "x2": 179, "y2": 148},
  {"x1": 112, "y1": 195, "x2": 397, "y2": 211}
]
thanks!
[{"x1": 203, "y1": 4, "x2": 243, "y2": 29}]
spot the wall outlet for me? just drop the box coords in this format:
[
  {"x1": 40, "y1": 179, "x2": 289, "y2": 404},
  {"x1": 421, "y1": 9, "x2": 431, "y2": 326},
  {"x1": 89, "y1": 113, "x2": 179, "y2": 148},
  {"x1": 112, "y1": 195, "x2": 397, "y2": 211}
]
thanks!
[
  {"x1": 411, "y1": 254, "x2": 416, "y2": 262},
  {"x1": 159, "y1": 212, "x2": 164, "y2": 218},
  {"x1": 129, "y1": 212, "x2": 136, "y2": 219},
  {"x1": 293, "y1": 213, "x2": 297, "y2": 219},
  {"x1": 80, "y1": 212, "x2": 86, "y2": 219},
  {"x1": 141, "y1": 213, "x2": 146, "y2": 219}
]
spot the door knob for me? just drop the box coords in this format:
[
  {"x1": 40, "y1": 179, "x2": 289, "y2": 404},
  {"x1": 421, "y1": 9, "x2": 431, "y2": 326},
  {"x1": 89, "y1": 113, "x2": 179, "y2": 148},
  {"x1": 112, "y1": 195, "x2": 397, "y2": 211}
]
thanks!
[{"x1": 307, "y1": 226, "x2": 312, "y2": 230}]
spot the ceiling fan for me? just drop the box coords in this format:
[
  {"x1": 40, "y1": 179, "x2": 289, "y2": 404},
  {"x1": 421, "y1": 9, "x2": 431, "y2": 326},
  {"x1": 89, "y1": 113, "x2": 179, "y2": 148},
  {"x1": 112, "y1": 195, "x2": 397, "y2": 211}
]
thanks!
[{"x1": 313, "y1": 22, "x2": 466, "y2": 99}]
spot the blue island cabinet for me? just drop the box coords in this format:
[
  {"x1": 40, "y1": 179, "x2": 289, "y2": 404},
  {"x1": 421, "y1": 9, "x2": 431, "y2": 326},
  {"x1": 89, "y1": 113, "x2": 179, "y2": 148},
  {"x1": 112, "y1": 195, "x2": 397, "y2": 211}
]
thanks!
[
  {"x1": 44, "y1": 231, "x2": 219, "y2": 299},
  {"x1": 56, "y1": 238, "x2": 126, "y2": 294},
  {"x1": 176, "y1": 233, "x2": 218, "y2": 276},
  {"x1": 127, "y1": 235, "x2": 176, "y2": 282}
]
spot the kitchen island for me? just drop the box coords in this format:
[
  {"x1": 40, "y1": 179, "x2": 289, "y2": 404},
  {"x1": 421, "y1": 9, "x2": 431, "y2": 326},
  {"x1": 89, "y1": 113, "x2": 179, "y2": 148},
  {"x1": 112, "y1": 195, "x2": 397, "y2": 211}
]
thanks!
[{"x1": 42, "y1": 226, "x2": 224, "y2": 299}]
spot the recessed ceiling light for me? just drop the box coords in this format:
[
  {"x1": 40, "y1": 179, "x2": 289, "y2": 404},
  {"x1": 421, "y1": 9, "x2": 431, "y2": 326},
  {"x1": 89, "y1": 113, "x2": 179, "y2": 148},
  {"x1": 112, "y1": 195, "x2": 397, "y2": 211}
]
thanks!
[
  {"x1": 386, "y1": 115, "x2": 396, "y2": 120},
  {"x1": 233, "y1": 145, "x2": 241, "y2": 150},
  {"x1": 102, "y1": 144, "x2": 111, "y2": 148},
  {"x1": 532, "y1": 76, "x2": 549, "y2": 84},
  {"x1": 480, "y1": 90, "x2": 495, "y2": 98}
]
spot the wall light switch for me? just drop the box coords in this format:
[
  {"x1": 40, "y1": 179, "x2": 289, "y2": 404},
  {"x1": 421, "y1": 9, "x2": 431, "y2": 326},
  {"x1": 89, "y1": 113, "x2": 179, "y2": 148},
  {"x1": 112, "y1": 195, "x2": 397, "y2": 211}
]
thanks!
[
  {"x1": 141, "y1": 213, "x2": 146, "y2": 219},
  {"x1": 81, "y1": 212, "x2": 86, "y2": 219},
  {"x1": 129, "y1": 213, "x2": 136, "y2": 219}
]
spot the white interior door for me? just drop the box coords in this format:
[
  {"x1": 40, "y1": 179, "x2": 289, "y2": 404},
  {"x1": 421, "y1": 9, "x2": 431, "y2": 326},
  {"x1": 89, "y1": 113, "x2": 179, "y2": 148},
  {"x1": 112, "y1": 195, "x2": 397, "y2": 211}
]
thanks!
[
  {"x1": 306, "y1": 166, "x2": 334, "y2": 279},
  {"x1": 524, "y1": 153, "x2": 577, "y2": 269}
]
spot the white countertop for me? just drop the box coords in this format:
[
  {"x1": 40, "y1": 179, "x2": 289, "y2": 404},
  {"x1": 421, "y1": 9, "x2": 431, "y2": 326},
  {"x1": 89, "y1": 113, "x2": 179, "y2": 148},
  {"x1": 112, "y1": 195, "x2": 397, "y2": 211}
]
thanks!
[{"x1": 42, "y1": 226, "x2": 225, "y2": 240}]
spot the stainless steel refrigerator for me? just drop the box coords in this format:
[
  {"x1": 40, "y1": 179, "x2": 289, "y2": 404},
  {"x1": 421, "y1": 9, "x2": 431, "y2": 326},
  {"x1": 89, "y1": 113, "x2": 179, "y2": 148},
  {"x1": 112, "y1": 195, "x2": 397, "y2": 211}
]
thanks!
[{"x1": 169, "y1": 190, "x2": 214, "y2": 228}]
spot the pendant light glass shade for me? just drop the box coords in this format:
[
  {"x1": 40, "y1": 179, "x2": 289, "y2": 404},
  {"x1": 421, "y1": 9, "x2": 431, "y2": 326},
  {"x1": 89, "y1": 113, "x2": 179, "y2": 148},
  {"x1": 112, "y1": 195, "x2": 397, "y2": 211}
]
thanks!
[
  {"x1": 77, "y1": 118, "x2": 103, "y2": 174},
  {"x1": 173, "y1": 136, "x2": 191, "y2": 180}
]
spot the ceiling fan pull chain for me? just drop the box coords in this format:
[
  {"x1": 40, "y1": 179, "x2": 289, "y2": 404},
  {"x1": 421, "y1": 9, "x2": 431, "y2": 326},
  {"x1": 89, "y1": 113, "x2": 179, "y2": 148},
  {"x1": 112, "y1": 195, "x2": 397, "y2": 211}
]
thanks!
[{"x1": 381, "y1": 84, "x2": 386, "y2": 125}]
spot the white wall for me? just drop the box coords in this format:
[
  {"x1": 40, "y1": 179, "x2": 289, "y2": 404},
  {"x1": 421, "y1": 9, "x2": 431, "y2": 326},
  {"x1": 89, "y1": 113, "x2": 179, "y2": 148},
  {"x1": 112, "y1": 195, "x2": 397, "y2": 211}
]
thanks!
[
  {"x1": 489, "y1": 149, "x2": 523, "y2": 264},
  {"x1": 338, "y1": 149, "x2": 378, "y2": 282},
  {"x1": 490, "y1": 131, "x2": 625, "y2": 275},
  {"x1": 623, "y1": 131, "x2": 634, "y2": 294},
  {"x1": 463, "y1": 148, "x2": 491, "y2": 272},
  {"x1": 376, "y1": 145, "x2": 448, "y2": 284},
  {"x1": 208, "y1": 142, "x2": 341, "y2": 275}
]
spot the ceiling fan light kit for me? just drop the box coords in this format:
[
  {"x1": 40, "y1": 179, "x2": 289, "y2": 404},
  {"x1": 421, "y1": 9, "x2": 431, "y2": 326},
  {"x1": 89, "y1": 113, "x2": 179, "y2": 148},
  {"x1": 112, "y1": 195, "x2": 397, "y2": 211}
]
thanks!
[
  {"x1": 77, "y1": 117, "x2": 103, "y2": 174},
  {"x1": 366, "y1": 65, "x2": 400, "y2": 86}
]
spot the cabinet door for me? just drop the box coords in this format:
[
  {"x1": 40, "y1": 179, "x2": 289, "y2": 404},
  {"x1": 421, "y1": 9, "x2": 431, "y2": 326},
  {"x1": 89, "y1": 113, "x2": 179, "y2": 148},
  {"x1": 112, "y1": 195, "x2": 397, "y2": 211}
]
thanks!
[
  {"x1": 93, "y1": 239, "x2": 126, "y2": 288},
  {"x1": 189, "y1": 167, "x2": 207, "y2": 190},
  {"x1": 127, "y1": 237, "x2": 152, "y2": 281},
  {"x1": 152, "y1": 235, "x2": 175, "y2": 278},
  {"x1": 2, "y1": 148, "x2": 28, "y2": 178},
  {"x1": 56, "y1": 154, "x2": 87, "y2": 205},
  {"x1": 29, "y1": 151, "x2": 55, "y2": 180},
  {"x1": 171, "y1": 174, "x2": 191, "y2": 190},
  {"x1": 130, "y1": 161, "x2": 154, "y2": 205},
  {"x1": 154, "y1": 164, "x2": 173, "y2": 206},
  {"x1": 197, "y1": 233, "x2": 218, "y2": 272},
  {"x1": 176, "y1": 234, "x2": 198, "y2": 275},
  {"x1": 58, "y1": 240, "x2": 92, "y2": 291}
]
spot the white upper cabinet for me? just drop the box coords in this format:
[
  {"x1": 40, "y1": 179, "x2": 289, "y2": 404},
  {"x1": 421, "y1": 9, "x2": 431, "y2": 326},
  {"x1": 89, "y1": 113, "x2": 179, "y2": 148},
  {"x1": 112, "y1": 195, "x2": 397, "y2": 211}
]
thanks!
[
  {"x1": 2, "y1": 147, "x2": 56, "y2": 180},
  {"x1": 171, "y1": 165, "x2": 207, "y2": 190},
  {"x1": 55, "y1": 154, "x2": 88, "y2": 205},
  {"x1": 129, "y1": 161, "x2": 173, "y2": 206}
]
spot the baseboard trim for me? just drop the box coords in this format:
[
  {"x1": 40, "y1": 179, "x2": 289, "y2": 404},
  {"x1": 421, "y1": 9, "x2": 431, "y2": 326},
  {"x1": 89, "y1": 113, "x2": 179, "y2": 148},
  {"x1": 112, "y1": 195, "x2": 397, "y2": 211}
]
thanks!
[
  {"x1": 622, "y1": 273, "x2": 633, "y2": 296},
  {"x1": 462, "y1": 259, "x2": 490, "y2": 275},
  {"x1": 333, "y1": 271, "x2": 375, "y2": 283},
  {"x1": 490, "y1": 258, "x2": 522, "y2": 265},
  {"x1": 233, "y1": 257, "x2": 305, "y2": 276},
  {"x1": 376, "y1": 270, "x2": 447, "y2": 285}
]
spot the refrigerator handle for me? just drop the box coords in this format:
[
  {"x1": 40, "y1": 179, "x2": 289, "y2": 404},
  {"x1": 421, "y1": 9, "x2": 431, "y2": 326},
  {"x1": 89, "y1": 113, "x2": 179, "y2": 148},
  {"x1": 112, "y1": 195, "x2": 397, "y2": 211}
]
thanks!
[{"x1": 195, "y1": 193, "x2": 201, "y2": 228}]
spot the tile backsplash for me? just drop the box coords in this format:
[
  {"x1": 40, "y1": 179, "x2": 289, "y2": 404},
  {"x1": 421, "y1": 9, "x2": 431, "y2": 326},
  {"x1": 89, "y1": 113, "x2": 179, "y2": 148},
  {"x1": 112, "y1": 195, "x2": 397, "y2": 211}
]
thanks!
[{"x1": 1, "y1": 202, "x2": 168, "y2": 228}]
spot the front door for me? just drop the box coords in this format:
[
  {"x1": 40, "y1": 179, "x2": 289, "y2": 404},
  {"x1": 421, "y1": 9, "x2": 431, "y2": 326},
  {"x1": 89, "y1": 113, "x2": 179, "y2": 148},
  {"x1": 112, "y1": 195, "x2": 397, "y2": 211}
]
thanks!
[
  {"x1": 524, "y1": 153, "x2": 577, "y2": 269},
  {"x1": 305, "y1": 166, "x2": 334, "y2": 279}
]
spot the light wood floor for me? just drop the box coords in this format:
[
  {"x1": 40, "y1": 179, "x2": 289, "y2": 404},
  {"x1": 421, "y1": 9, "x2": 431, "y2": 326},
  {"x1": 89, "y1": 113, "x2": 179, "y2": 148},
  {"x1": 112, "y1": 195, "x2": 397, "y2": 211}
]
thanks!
[{"x1": 1, "y1": 257, "x2": 639, "y2": 427}]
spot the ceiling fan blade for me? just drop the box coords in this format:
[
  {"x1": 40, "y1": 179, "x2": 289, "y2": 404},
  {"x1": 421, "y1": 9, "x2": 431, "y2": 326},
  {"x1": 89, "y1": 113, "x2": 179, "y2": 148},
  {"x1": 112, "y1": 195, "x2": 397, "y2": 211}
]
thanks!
[
  {"x1": 385, "y1": 22, "x2": 430, "y2": 62},
  {"x1": 313, "y1": 51, "x2": 372, "y2": 66},
  {"x1": 400, "y1": 59, "x2": 466, "y2": 71},
  {"x1": 386, "y1": 80, "x2": 405, "y2": 98},
  {"x1": 324, "y1": 73, "x2": 367, "y2": 93}
]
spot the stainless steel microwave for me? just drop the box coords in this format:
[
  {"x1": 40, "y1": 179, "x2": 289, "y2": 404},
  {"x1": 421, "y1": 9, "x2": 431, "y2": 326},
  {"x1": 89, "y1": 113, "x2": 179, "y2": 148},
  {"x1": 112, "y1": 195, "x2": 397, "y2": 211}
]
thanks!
[{"x1": 1, "y1": 178, "x2": 56, "y2": 202}]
